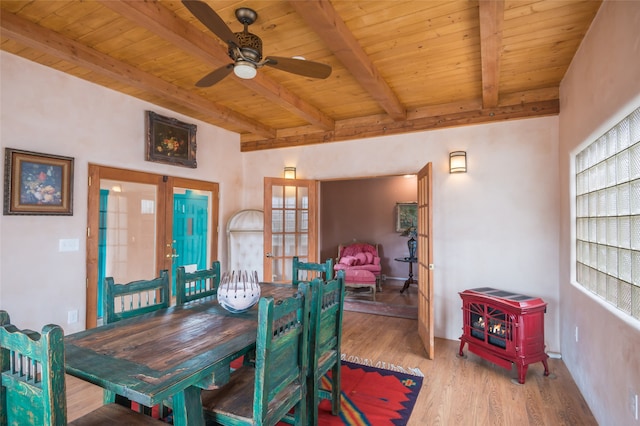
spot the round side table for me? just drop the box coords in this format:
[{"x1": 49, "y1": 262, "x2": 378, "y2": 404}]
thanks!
[{"x1": 394, "y1": 257, "x2": 417, "y2": 293}]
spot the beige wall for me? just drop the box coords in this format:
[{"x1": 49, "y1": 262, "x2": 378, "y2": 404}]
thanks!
[
  {"x1": 0, "y1": 52, "x2": 243, "y2": 333},
  {"x1": 559, "y1": 1, "x2": 640, "y2": 425}
]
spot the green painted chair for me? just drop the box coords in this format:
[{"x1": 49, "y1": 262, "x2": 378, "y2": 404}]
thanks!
[
  {"x1": 292, "y1": 256, "x2": 333, "y2": 286},
  {"x1": 0, "y1": 310, "x2": 164, "y2": 426},
  {"x1": 308, "y1": 272, "x2": 346, "y2": 425},
  {"x1": 104, "y1": 270, "x2": 170, "y2": 324},
  {"x1": 200, "y1": 283, "x2": 312, "y2": 426},
  {"x1": 282, "y1": 273, "x2": 345, "y2": 426},
  {"x1": 103, "y1": 271, "x2": 170, "y2": 413},
  {"x1": 175, "y1": 261, "x2": 221, "y2": 305}
]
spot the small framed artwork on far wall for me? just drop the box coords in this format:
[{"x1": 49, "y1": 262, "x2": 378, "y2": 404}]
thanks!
[
  {"x1": 3, "y1": 148, "x2": 74, "y2": 216},
  {"x1": 145, "y1": 110, "x2": 197, "y2": 168},
  {"x1": 396, "y1": 202, "x2": 417, "y2": 232}
]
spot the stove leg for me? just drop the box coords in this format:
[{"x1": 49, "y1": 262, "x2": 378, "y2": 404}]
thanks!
[
  {"x1": 542, "y1": 358, "x2": 550, "y2": 376},
  {"x1": 517, "y1": 364, "x2": 528, "y2": 384},
  {"x1": 458, "y1": 340, "x2": 465, "y2": 357}
]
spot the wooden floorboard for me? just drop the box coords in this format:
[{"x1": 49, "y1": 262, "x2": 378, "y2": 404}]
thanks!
[
  {"x1": 66, "y1": 282, "x2": 598, "y2": 425},
  {"x1": 344, "y1": 278, "x2": 418, "y2": 319},
  {"x1": 340, "y1": 312, "x2": 597, "y2": 426},
  {"x1": 343, "y1": 299, "x2": 417, "y2": 319}
]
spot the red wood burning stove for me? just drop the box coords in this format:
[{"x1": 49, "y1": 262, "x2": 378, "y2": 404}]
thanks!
[{"x1": 458, "y1": 287, "x2": 549, "y2": 384}]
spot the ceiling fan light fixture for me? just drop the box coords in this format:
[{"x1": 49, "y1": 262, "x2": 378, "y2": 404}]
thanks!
[{"x1": 233, "y1": 62, "x2": 257, "y2": 79}]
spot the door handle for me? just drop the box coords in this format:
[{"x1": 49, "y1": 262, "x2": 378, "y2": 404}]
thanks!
[
  {"x1": 166, "y1": 241, "x2": 178, "y2": 258},
  {"x1": 265, "y1": 252, "x2": 274, "y2": 258}
]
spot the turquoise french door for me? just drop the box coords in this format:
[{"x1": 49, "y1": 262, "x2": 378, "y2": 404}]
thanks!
[
  {"x1": 86, "y1": 165, "x2": 219, "y2": 329},
  {"x1": 97, "y1": 189, "x2": 109, "y2": 319},
  {"x1": 171, "y1": 191, "x2": 209, "y2": 294}
]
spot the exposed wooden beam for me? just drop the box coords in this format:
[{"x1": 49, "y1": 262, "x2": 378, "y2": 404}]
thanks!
[
  {"x1": 478, "y1": 0, "x2": 505, "y2": 108},
  {"x1": 290, "y1": 0, "x2": 406, "y2": 121},
  {"x1": 0, "y1": 10, "x2": 275, "y2": 138},
  {"x1": 98, "y1": 0, "x2": 334, "y2": 132},
  {"x1": 240, "y1": 100, "x2": 559, "y2": 151}
]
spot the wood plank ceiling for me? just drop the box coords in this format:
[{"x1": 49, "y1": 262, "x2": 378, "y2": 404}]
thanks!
[{"x1": 0, "y1": 0, "x2": 601, "y2": 152}]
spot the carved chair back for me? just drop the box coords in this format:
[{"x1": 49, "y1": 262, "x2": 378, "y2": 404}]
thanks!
[
  {"x1": 292, "y1": 257, "x2": 333, "y2": 286},
  {"x1": 0, "y1": 311, "x2": 67, "y2": 425},
  {"x1": 175, "y1": 261, "x2": 221, "y2": 305},
  {"x1": 104, "y1": 270, "x2": 170, "y2": 324}
]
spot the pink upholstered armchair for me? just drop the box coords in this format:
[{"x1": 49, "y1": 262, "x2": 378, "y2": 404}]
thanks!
[{"x1": 333, "y1": 242, "x2": 382, "y2": 291}]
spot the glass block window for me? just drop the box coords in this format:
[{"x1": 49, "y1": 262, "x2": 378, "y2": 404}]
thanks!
[{"x1": 576, "y1": 107, "x2": 640, "y2": 321}]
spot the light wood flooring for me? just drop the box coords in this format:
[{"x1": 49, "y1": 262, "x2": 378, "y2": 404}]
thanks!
[
  {"x1": 346, "y1": 278, "x2": 419, "y2": 305},
  {"x1": 343, "y1": 278, "x2": 419, "y2": 319},
  {"x1": 67, "y1": 283, "x2": 597, "y2": 425}
]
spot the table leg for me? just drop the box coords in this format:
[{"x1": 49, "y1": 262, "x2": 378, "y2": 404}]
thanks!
[
  {"x1": 400, "y1": 261, "x2": 416, "y2": 293},
  {"x1": 171, "y1": 386, "x2": 205, "y2": 426}
]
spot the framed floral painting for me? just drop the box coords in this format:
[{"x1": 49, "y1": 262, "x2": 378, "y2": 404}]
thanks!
[
  {"x1": 145, "y1": 111, "x2": 197, "y2": 168},
  {"x1": 396, "y1": 202, "x2": 417, "y2": 232},
  {"x1": 3, "y1": 148, "x2": 74, "y2": 215}
]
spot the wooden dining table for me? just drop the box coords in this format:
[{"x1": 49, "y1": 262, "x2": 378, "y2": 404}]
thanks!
[{"x1": 64, "y1": 283, "x2": 294, "y2": 426}]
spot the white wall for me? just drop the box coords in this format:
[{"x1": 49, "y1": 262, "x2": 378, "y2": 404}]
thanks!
[
  {"x1": 242, "y1": 116, "x2": 561, "y2": 349},
  {"x1": 0, "y1": 52, "x2": 243, "y2": 333},
  {"x1": 559, "y1": 1, "x2": 640, "y2": 425}
]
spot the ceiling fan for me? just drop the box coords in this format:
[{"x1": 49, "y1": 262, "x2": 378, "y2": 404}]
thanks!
[{"x1": 182, "y1": 0, "x2": 332, "y2": 87}]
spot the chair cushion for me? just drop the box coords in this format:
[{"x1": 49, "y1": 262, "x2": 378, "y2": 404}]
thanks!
[
  {"x1": 364, "y1": 252, "x2": 374, "y2": 264},
  {"x1": 343, "y1": 269, "x2": 376, "y2": 284},
  {"x1": 339, "y1": 255, "x2": 356, "y2": 266}
]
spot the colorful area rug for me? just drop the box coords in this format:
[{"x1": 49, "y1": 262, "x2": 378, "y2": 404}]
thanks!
[{"x1": 314, "y1": 359, "x2": 423, "y2": 426}]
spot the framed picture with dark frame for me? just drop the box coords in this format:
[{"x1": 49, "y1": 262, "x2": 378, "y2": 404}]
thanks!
[
  {"x1": 396, "y1": 202, "x2": 418, "y2": 232},
  {"x1": 3, "y1": 148, "x2": 74, "y2": 216},
  {"x1": 145, "y1": 110, "x2": 197, "y2": 168}
]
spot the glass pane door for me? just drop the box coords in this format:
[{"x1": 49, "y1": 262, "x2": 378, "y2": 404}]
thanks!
[
  {"x1": 87, "y1": 166, "x2": 219, "y2": 328},
  {"x1": 264, "y1": 178, "x2": 317, "y2": 283},
  {"x1": 97, "y1": 179, "x2": 159, "y2": 324}
]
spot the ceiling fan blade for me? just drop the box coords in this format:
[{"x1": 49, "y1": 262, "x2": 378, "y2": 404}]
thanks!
[
  {"x1": 264, "y1": 57, "x2": 332, "y2": 79},
  {"x1": 196, "y1": 64, "x2": 234, "y2": 87},
  {"x1": 182, "y1": 0, "x2": 239, "y2": 46}
]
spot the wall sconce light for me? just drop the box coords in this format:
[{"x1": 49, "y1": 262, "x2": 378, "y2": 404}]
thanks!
[
  {"x1": 449, "y1": 151, "x2": 467, "y2": 173},
  {"x1": 283, "y1": 166, "x2": 297, "y2": 179}
]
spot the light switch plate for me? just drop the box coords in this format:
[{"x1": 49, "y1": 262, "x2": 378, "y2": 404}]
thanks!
[{"x1": 59, "y1": 238, "x2": 79, "y2": 252}]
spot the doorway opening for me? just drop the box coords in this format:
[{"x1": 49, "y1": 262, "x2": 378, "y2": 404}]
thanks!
[{"x1": 319, "y1": 174, "x2": 418, "y2": 317}]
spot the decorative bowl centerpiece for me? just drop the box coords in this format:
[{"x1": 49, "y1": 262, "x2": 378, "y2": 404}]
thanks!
[{"x1": 217, "y1": 270, "x2": 261, "y2": 313}]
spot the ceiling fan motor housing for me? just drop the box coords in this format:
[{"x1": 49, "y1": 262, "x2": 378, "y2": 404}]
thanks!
[{"x1": 231, "y1": 31, "x2": 263, "y2": 62}]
